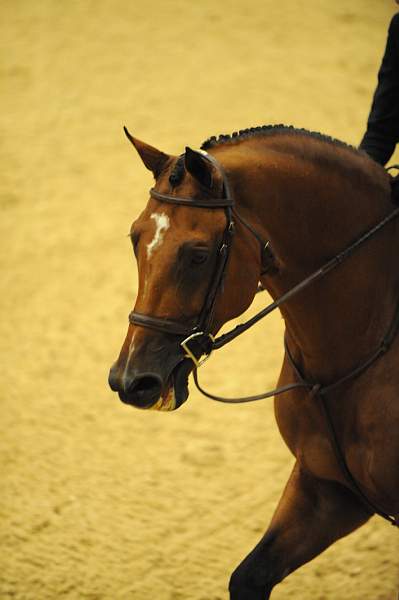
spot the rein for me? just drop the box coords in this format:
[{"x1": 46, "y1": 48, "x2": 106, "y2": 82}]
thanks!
[
  {"x1": 193, "y1": 204, "x2": 399, "y2": 395},
  {"x1": 129, "y1": 151, "x2": 399, "y2": 527}
]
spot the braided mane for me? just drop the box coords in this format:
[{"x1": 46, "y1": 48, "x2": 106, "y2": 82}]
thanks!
[
  {"x1": 169, "y1": 124, "x2": 362, "y2": 188},
  {"x1": 201, "y1": 124, "x2": 357, "y2": 153}
]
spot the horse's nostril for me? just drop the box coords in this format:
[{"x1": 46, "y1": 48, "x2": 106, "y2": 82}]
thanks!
[
  {"x1": 126, "y1": 375, "x2": 163, "y2": 408},
  {"x1": 130, "y1": 375, "x2": 161, "y2": 395},
  {"x1": 108, "y1": 365, "x2": 120, "y2": 392}
]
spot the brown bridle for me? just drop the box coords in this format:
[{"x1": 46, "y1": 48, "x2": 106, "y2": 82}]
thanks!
[
  {"x1": 129, "y1": 152, "x2": 238, "y2": 363},
  {"x1": 128, "y1": 150, "x2": 399, "y2": 526}
]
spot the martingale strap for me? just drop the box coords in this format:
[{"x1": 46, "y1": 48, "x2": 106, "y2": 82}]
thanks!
[{"x1": 284, "y1": 332, "x2": 399, "y2": 528}]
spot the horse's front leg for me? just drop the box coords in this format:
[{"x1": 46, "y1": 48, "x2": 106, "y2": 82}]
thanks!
[{"x1": 229, "y1": 461, "x2": 371, "y2": 600}]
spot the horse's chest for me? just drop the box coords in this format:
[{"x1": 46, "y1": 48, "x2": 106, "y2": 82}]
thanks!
[{"x1": 274, "y1": 392, "x2": 342, "y2": 480}]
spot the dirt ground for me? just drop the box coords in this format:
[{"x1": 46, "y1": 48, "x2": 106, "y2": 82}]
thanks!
[{"x1": 1, "y1": 1, "x2": 399, "y2": 598}]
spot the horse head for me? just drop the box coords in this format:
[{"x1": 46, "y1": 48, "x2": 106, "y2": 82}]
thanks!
[{"x1": 108, "y1": 131, "x2": 262, "y2": 410}]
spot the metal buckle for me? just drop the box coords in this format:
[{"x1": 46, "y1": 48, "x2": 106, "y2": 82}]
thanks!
[{"x1": 181, "y1": 332, "x2": 215, "y2": 368}]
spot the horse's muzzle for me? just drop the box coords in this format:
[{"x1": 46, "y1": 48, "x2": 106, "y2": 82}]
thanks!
[
  {"x1": 120, "y1": 373, "x2": 163, "y2": 408},
  {"x1": 108, "y1": 358, "x2": 192, "y2": 411}
]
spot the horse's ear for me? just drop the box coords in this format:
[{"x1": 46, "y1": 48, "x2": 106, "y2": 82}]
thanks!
[
  {"x1": 123, "y1": 127, "x2": 170, "y2": 178},
  {"x1": 184, "y1": 147, "x2": 212, "y2": 189}
]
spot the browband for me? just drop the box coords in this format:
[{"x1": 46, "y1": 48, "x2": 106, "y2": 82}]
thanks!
[{"x1": 150, "y1": 188, "x2": 234, "y2": 208}]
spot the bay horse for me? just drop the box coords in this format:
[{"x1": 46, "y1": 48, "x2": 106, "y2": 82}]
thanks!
[{"x1": 108, "y1": 125, "x2": 399, "y2": 599}]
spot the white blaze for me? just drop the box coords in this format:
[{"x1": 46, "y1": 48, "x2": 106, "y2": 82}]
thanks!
[
  {"x1": 122, "y1": 332, "x2": 136, "y2": 386},
  {"x1": 127, "y1": 333, "x2": 136, "y2": 362},
  {"x1": 146, "y1": 212, "x2": 170, "y2": 259}
]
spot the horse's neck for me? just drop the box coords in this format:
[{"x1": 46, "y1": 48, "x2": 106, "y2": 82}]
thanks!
[{"x1": 229, "y1": 144, "x2": 399, "y2": 381}]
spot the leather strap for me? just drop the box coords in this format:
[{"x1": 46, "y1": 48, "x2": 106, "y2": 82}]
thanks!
[
  {"x1": 284, "y1": 336, "x2": 399, "y2": 527},
  {"x1": 129, "y1": 311, "x2": 194, "y2": 336},
  {"x1": 193, "y1": 368, "x2": 311, "y2": 403},
  {"x1": 150, "y1": 188, "x2": 233, "y2": 208},
  {"x1": 212, "y1": 206, "x2": 399, "y2": 351}
]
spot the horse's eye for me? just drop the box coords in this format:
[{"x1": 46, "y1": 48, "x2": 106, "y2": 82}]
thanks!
[{"x1": 191, "y1": 248, "x2": 209, "y2": 265}]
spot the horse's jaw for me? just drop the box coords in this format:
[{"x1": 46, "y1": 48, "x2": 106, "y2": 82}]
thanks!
[{"x1": 143, "y1": 359, "x2": 192, "y2": 412}]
